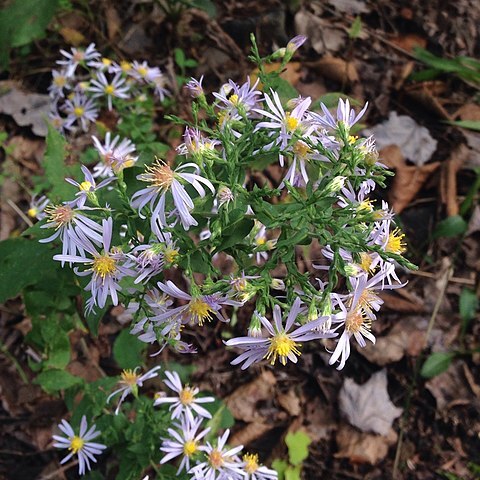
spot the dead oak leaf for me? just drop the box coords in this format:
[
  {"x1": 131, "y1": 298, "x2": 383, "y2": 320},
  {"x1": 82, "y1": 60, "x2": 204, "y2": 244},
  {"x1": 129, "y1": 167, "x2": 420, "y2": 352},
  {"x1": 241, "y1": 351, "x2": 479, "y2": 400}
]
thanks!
[
  {"x1": 380, "y1": 145, "x2": 440, "y2": 213},
  {"x1": 339, "y1": 369, "x2": 402, "y2": 436}
]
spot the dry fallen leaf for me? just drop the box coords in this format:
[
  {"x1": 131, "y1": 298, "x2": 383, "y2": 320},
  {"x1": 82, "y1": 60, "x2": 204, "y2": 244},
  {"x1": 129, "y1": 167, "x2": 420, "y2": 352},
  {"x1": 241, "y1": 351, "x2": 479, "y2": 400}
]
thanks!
[
  {"x1": 390, "y1": 33, "x2": 427, "y2": 52},
  {"x1": 339, "y1": 369, "x2": 402, "y2": 436},
  {"x1": 310, "y1": 56, "x2": 359, "y2": 85},
  {"x1": 335, "y1": 423, "x2": 397, "y2": 465},
  {"x1": 380, "y1": 145, "x2": 440, "y2": 213},
  {"x1": 229, "y1": 422, "x2": 273, "y2": 447},
  {"x1": 365, "y1": 111, "x2": 438, "y2": 166},
  {"x1": 277, "y1": 389, "x2": 301, "y2": 416},
  {"x1": 225, "y1": 370, "x2": 276, "y2": 422},
  {"x1": 0, "y1": 82, "x2": 50, "y2": 136}
]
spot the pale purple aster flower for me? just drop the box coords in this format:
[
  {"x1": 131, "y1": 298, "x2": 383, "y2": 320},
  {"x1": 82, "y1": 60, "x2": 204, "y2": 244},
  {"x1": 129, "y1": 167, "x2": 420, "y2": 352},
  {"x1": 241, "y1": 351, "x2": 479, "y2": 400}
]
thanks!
[
  {"x1": 176, "y1": 127, "x2": 221, "y2": 158},
  {"x1": 48, "y1": 109, "x2": 68, "y2": 133},
  {"x1": 40, "y1": 203, "x2": 103, "y2": 264},
  {"x1": 225, "y1": 298, "x2": 335, "y2": 369},
  {"x1": 63, "y1": 92, "x2": 98, "y2": 131},
  {"x1": 337, "y1": 179, "x2": 376, "y2": 210},
  {"x1": 57, "y1": 43, "x2": 100, "y2": 77},
  {"x1": 160, "y1": 416, "x2": 210, "y2": 474},
  {"x1": 254, "y1": 91, "x2": 313, "y2": 166},
  {"x1": 155, "y1": 280, "x2": 241, "y2": 326},
  {"x1": 52, "y1": 217, "x2": 135, "y2": 313},
  {"x1": 286, "y1": 35, "x2": 307, "y2": 54},
  {"x1": 189, "y1": 429, "x2": 245, "y2": 480},
  {"x1": 213, "y1": 77, "x2": 262, "y2": 117},
  {"x1": 107, "y1": 365, "x2": 160, "y2": 414},
  {"x1": 89, "y1": 72, "x2": 130, "y2": 110},
  {"x1": 91, "y1": 133, "x2": 137, "y2": 178},
  {"x1": 48, "y1": 69, "x2": 70, "y2": 99},
  {"x1": 52, "y1": 415, "x2": 106, "y2": 476},
  {"x1": 27, "y1": 194, "x2": 50, "y2": 221},
  {"x1": 241, "y1": 453, "x2": 278, "y2": 480},
  {"x1": 154, "y1": 370, "x2": 215, "y2": 421},
  {"x1": 253, "y1": 223, "x2": 276, "y2": 264},
  {"x1": 87, "y1": 57, "x2": 114, "y2": 71},
  {"x1": 131, "y1": 160, "x2": 215, "y2": 231},
  {"x1": 108, "y1": 60, "x2": 134, "y2": 76},
  {"x1": 66, "y1": 165, "x2": 115, "y2": 208},
  {"x1": 186, "y1": 75, "x2": 204, "y2": 98},
  {"x1": 217, "y1": 186, "x2": 234, "y2": 207},
  {"x1": 310, "y1": 98, "x2": 368, "y2": 132}
]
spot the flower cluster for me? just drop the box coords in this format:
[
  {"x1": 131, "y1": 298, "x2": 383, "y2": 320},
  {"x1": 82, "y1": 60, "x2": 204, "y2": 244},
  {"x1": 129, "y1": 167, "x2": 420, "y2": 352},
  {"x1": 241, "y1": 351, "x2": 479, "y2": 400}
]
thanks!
[
  {"x1": 48, "y1": 43, "x2": 169, "y2": 134},
  {"x1": 156, "y1": 371, "x2": 277, "y2": 479},
  {"x1": 37, "y1": 35, "x2": 412, "y2": 377}
]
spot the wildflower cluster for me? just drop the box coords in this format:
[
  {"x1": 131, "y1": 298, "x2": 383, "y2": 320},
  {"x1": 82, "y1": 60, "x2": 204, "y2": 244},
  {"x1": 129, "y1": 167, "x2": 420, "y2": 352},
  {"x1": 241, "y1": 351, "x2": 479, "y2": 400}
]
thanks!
[
  {"x1": 37, "y1": 34, "x2": 413, "y2": 384},
  {"x1": 48, "y1": 43, "x2": 169, "y2": 133}
]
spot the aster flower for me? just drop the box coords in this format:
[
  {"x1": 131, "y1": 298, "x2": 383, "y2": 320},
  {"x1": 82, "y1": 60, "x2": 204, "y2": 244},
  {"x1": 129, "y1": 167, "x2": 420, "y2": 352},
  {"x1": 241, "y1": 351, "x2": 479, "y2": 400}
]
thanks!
[
  {"x1": 65, "y1": 165, "x2": 115, "y2": 208},
  {"x1": 131, "y1": 160, "x2": 215, "y2": 231},
  {"x1": 87, "y1": 57, "x2": 114, "y2": 71},
  {"x1": 91, "y1": 133, "x2": 137, "y2": 178},
  {"x1": 57, "y1": 43, "x2": 100, "y2": 77},
  {"x1": 310, "y1": 98, "x2": 368, "y2": 133},
  {"x1": 176, "y1": 127, "x2": 221, "y2": 159},
  {"x1": 27, "y1": 194, "x2": 50, "y2": 221},
  {"x1": 254, "y1": 91, "x2": 313, "y2": 166},
  {"x1": 48, "y1": 69, "x2": 70, "y2": 99},
  {"x1": 63, "y1": 92, "x2": 98, "y2": 132},
  {"x1": 160, "y1": 416, "x2": 210, "y2": 474},
  {"x1": 52, "y1": 217, "x2": 135, "y2": 313},
  {"x1": 89, "y1": 72, "x2": 130, "y2": 110},
  {"x1": 225, "y1": 298, "x2": 335, "y2": 369},
  {"x1": 40, "y1": 203, "x2": 103, "y2": 263},
  {"x1": 155, "y1": 280, "x2": 241, "y2": 326},
  {"x1": 186, "y1": 75, "x2": 204, "y2": 98},
  {"x1": 52, "y1": 416, "x2": 106, "y2": 476},
  {"x1": 108, "y1": 60, "x2": 133, "y2": 76},
  {"x1": 189, "y1": 429, "x2": 245, "y2": 480},
  {"x1": 154, "y1": 370, "x2": 215, "y2": 421},
  {"x1": 241, "y1": 453, "x2": 278, "y2": 480},
  {"x1": 107, "y1": 365, "x2": 160, "y2": 414},
  {"x1": 213, "y1": 77, "x2": 262, "y2": 117}
]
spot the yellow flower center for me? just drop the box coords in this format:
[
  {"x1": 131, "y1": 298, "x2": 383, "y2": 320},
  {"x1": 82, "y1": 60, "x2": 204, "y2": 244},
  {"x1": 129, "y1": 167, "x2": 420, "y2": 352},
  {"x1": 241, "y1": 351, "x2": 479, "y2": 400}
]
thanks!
[
  {"x1": 93, "y1": 255, "x2": 116, "y2": 279},
  {"x1": 120, "y1": 369, "x2": 139, "y2": 387},
  {"x1": 104, "y1": 84, "x2": 115, "y2": 95},
  {"x1": 293, "y1": 140, "x2": 310, "y2": 158},
  {"x1": 27, "y1": 207, "x2": 38, "y2": 218},
  {"x1": 243, "y1": 453, "x2": 259, "y2": 474},
  {"x1": 54, "y1": 76, "x2": 66, "y2": 87},
  {"x1": 359, "y1": 252, "x2": 374, "y2": 273},
  {"x1": 137, "y1": 66, "x2": 148, "y2": 77},
  {"x1": 256, "y1": 237, "x2": 266, "y2": 246},
  {"x1": 357, "y1": 199, "x2": 374, "y2": 213},
  {"x1": 265, "y1": 332, "x2": 301, "y2": 366},
  {"x1": 46, "y1": 204, "x2": 74, "y2": 226},
  {"x1": 285, "y1": 112, "x2": 299, "y2": 132},
  {"x1": 348, "y1": 135, "x2": 358, "y2": 144},
  {"x1": 143, "y1": 161, "x2": 175, "y2": 190},
  {"x1": 179, "y1": 387, "x2": 195, "y2": 405},
  {"x1": 183, "y1": 440, "x2": 197, "y2": 457},
  {"x1": 74, "y1": 106, "x2": 85, "y2": 117},
  {"x1": 357, "y1": 288, "x2": 380, "y2": 316},
  {"x1": 208, "y1": 449, "x2": 224, "y2": 469},
  {"x1": 232, "y1": 277, "x2": 247, "y2": 292},
  {"x1": 69, "y1": 436, "x2": 85, "y2": 454},
  {"x1": 386, "y1": 228, "x2": 406, "y2": 254},
  {"x1": 79, "y1": 181, "x2": 92, "y2": 192},
  {"x1": 229, "y1": 94, "x2": 239, "y2": 105},
  {"x1": 345, "y1": 309, "x2": 370, "y2": 334},
  {"x1": 73, "y1": 51, "x2": 85, "y2": 62},
  {"x1": 120, "y1": 60, "x2": 131, "y2": 72},
  {"x1": 187, "y1": 298, "x2": 213, "y2": 326},
  {"x1": 102, "y1": 57, "x2": 112, "y2": 66},
  {"x1": 164, "y1": 247, "x2": 179, "y2": 264}
]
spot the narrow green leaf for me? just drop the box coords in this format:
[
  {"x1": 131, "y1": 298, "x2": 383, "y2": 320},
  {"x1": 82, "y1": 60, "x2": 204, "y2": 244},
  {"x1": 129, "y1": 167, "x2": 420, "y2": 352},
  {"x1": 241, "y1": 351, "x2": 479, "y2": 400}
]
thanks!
[
  {"x1": 447, "y1": 120, "x2": 480, "y2": 132},
  {"x1": 420, "y1": 352, "x2": 455, "y2": 378}
]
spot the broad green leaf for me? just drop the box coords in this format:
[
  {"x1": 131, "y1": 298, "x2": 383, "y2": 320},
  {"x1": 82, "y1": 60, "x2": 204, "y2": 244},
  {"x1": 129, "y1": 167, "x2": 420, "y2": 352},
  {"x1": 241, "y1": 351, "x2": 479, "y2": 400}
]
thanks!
[
  {"x1": 113, "y1": 329, "x2": 146, "y2": 369},
  {"x1": 285, "y1": 430, "x2": 311, "y2": 466},
  {"x1": 433, "y1": 215, "x2": 467, "y2": 238},
  {"x1": 272, "y1": 459, "x2": 288, "y2": 480},
  {"x1": 35, "y1": 368, "x2": 83, "y2": 393},
  {"x1": 420, "y1": 352, "x2": 455, "y2": 378},
  {"x1": 349, "y1": 16, "x2": 362, "y2": 39},
  {"x1": 285, "y1": 465, "x2": 302, "y2": 480},
  {"x1": 44, "y1": 124, "x2": 80, "y2": 201}
]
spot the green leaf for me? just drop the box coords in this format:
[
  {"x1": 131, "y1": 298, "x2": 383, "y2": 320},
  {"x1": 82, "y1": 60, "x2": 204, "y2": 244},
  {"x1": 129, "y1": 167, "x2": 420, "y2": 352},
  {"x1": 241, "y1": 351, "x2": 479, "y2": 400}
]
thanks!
[
  {"x1": 189, "y1": 0, "x2": 216, "y2": 17},
  {"x1": 272, "y1": 459, "x2": 288, "y2": 480},
  {"x1": 268, "y1": 76, "x2": 299, "y2": 103},
  {"x1": 285, "y1": 465, "x2": 302, "y2": 480},
  {"x1": 349, "y1": 16, "x2": 362, "y2": 39},
  {"x1": 113, "y1": 329, "x2": 146, "y2": 369},
  {"x1": 44, "y1": 124, "x2": 81, "y2": 201},
  {"x1": 35, "y1": 368, "x2": 83, "y2": 393},
  {"x1": 459, "y1": 288, "x2": 478, "y2": 326},
  {"x1": 285, "y1": 430, "x2": 311, "y2": 466},
  {"x1": 447, "y1": 120, "x2": 480, "y2": 132},
  {"x1": 174, "y1": 48, "x2": 186, "y2": 67},
  {"x1": 420, "y1": 352, "x2": 455, "y2": 378},
  {"x1": 433, "y1": 215, "x2": 468, "y2": 238}
]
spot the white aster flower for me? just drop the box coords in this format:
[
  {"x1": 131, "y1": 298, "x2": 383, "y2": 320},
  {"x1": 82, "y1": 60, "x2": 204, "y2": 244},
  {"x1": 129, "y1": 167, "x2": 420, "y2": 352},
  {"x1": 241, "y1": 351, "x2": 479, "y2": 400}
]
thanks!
[
  {"x1": 57, "y1": 43, "x2": 100, "y2": 77},
  {"x1": 52, "y1": 415, "x2": 106, "y2": 476},
  {"x1": 91, "y1": 132, "x2": 137, "y2": 178},
  {"x1": 89, "y1": 72, "x2": 130, "y2": 110}
]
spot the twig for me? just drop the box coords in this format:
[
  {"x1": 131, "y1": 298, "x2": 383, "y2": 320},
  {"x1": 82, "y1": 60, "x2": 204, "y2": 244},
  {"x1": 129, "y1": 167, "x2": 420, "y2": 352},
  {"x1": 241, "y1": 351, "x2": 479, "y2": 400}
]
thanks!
[
  {"x1": 6, "y1": 199, "x2": 33, "y2": 227},
  {"x1": 39, "y1": 459, "x2": 78, "y2": 480},
  {"x1": 410, "y1": 269, "x2": 475, "y2": 286},
  {"x1": 392, "y1": 263, "x2": 453, "y2": 478},
  {"x1": 0, "y1": 339, "x2": 29, "y2": 384}
]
